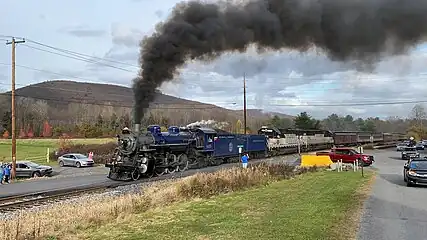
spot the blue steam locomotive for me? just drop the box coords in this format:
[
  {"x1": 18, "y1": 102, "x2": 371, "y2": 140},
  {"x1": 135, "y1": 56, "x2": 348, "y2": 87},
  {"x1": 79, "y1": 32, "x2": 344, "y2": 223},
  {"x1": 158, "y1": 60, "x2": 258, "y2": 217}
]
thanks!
[{"x1": 106, "y1": 124, "x2": 268, "y2": 181}]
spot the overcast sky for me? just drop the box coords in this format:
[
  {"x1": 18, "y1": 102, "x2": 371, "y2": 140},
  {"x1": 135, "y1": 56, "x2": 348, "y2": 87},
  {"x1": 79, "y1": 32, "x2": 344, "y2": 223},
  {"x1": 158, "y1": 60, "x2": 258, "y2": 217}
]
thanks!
[{"x1": 1, "y1": 0, "x2": 427, "y2": 119}]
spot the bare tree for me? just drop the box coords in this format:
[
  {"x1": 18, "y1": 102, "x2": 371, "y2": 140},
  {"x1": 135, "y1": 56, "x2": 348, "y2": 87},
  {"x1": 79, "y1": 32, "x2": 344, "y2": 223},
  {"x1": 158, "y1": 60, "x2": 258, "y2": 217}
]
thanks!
[{"x1": 411, "y1": 104, "x2": 426, "y2": 126}]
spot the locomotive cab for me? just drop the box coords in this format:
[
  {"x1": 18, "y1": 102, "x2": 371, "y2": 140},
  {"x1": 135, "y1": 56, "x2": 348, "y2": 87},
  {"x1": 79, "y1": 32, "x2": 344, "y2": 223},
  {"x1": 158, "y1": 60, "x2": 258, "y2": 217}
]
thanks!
[
  {"x1": 258, "y1": 126, "x2": 282, "y2": 138},
  {"x1": 192, "y1": 127, "x2": 217, "y2": 151}
]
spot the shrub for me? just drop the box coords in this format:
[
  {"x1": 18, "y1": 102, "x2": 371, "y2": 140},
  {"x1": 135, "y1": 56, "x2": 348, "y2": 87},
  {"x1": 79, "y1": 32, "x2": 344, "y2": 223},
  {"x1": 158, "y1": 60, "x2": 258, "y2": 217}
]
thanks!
[
  {"x1": 176, "y1": 162, "x2": 319, "y2": 199},
  {"x1": 50, "y1": 142, "x2": 118, "y2": 164}
]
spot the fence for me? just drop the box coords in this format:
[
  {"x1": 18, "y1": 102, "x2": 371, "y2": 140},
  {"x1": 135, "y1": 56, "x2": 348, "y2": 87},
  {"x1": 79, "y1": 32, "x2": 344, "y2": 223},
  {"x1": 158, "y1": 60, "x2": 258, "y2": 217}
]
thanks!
[
  {"x1": 335, "y1": 159, "x2": 365, "y2": 177},
  {"x1": 23, "y1": 148, "x2": 51, "y2": 163}
]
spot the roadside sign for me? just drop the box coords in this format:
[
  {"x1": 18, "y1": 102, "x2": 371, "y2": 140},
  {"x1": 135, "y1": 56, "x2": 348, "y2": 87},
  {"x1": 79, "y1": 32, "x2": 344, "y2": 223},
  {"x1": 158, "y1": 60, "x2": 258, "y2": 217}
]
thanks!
[
  {"x1": 238, "y1": 147, "x2": 242, "y2": 153},
  {"x1": 237, "y1": 145, "x2": 244, "y2": 148}
]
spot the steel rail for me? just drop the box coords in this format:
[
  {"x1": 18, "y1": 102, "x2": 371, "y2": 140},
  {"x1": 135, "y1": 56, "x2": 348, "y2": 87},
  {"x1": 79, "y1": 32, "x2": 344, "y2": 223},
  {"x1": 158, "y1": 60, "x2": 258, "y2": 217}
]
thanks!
[{"x1": 0, "y1": 185, "x2": 109, "y2": 213}]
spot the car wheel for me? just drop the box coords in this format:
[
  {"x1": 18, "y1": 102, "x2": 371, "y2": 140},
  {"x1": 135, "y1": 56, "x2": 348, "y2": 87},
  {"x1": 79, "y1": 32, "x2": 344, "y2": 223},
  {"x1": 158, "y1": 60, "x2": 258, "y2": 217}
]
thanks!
[
  {"x1": 32, "y1": 172, "x2": 41, "y2": 178},
  {"x1": 403, "y1": 171, "x2": 407, "y2": 182},
  {"x1": 76, "y1": 162, "x2": 81, "y2": 168},
  {"x1": 59, "y1": 161, "x2": 64, "y2": 167}
]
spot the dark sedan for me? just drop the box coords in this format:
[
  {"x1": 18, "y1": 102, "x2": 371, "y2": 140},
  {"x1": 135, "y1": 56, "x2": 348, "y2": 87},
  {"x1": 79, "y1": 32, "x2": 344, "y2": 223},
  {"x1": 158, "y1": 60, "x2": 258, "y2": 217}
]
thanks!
[
  {"x1": 15, "y1": 161, "x2": 53, "y2": 178},
  {"x1": 403, "y1": 158, "x2": 427, "y2": 187}
]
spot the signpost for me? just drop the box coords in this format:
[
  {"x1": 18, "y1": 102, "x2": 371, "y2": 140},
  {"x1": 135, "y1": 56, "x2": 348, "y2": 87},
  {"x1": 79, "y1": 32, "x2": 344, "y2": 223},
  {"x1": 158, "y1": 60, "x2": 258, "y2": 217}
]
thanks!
[{"x1": 238, "y1": 144, "x2": 244, "y2": 165}]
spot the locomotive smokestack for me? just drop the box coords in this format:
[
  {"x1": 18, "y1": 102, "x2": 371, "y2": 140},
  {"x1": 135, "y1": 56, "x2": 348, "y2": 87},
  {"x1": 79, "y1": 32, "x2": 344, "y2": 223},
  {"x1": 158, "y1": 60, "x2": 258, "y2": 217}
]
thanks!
[{"x1": 134, "y1": 124, "x2": 140, "y2": 133}]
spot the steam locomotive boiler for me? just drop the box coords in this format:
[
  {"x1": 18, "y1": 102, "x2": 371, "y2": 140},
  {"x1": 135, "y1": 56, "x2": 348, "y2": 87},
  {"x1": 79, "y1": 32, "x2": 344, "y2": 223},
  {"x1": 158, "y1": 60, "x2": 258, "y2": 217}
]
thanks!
[{"x1": 106, "y1": 124, "x2": 196, "y2": 181}]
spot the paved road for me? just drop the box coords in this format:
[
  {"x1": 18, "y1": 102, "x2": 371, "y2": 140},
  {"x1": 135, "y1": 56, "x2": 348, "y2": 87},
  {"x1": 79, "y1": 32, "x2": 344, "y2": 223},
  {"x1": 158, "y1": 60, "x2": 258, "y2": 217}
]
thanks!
[
  {"x1": 358, "y1": 149, "x2": 427, "y2": 240},
  {"x1": 0, "y1": 153, "x2": 302, "y2": 198}
]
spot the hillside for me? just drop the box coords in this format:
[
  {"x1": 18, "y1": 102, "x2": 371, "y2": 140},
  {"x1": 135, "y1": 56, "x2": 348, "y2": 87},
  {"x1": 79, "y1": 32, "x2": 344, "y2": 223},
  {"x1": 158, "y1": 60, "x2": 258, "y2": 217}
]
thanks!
[{"x1": 0, "y1": 80, "x2": 293, "y2": 131}]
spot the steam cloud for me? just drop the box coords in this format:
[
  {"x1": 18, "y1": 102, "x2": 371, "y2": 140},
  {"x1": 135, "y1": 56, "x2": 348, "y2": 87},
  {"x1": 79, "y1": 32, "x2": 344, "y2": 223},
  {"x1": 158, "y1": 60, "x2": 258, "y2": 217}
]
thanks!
[{"x1": 133, "y1": 0, "x2": 427, "y2": 122}]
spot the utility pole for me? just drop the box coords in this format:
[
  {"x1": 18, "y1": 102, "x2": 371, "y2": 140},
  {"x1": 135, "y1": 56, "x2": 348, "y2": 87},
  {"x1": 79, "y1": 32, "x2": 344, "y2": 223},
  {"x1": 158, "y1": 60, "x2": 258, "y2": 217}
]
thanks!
[
  {"x1": 243, "y1": 73, "x2": 247, "y2": 135},
  {"x1": 6, "y1": 37, "x2": 25, "y2": 181}
]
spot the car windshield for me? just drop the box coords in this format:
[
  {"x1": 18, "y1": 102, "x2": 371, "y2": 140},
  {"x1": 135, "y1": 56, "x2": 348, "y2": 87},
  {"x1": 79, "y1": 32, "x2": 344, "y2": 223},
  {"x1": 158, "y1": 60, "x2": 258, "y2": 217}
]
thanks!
[
  {"x1": 26, "y1": 162, "x2": 39, "y2": 168},
  {"x1": 404, "y1": 147, "x2": 417, "y2": 152},
  {"x1": 74, "y1": 154, "x2": 87, "y2": 159},
  {"x1": 410, "y1": 161, "x2": 427, "y2": 169},
  {"x1": 349, "y1": 149, "x2": 360, "y2": 154},
  {"x1": 398, "y1": 143, "x2": 406, "y2": 146}
]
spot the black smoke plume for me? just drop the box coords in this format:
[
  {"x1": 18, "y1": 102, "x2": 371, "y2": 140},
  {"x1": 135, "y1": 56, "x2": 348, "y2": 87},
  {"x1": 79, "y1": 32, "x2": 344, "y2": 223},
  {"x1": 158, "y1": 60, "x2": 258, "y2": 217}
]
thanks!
[{"x1": 133, "y1": 0, "x2": 427, "y2": 122}]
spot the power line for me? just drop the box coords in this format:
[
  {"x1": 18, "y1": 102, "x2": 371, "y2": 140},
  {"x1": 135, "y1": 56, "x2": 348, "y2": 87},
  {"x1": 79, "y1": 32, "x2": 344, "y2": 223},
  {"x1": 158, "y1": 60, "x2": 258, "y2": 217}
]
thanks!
[
  {"x1": 22, "y1": 44, "x2": 135, "y2": 73},
  {"x1": 25, "y1": 38, "x2": 139, "y2": 68},
  {"x1": 3, "y1": 35, "x2": 427, "y2": 108},
  {"x1": 1, "y1": 90, "x2": 426, "y2": 108},
  {"x1": 0, "y1": 60, "x2": 426, "y2": 105},
  {"x1": 3, "y1": 60, "x2": 427, "y2": 95}
]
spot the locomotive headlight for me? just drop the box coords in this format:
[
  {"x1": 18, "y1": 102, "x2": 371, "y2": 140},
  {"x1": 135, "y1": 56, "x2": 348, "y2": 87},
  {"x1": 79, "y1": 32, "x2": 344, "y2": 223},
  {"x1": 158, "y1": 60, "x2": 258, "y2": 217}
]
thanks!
[{"x1": 142, "y1": 157, "x2": 148, "y2": 164}]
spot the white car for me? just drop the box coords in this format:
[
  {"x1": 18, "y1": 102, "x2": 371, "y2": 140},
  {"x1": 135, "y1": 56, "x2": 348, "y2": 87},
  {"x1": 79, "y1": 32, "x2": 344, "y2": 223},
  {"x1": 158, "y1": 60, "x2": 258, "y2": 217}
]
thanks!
[{"x1": 396, "y1": 143, "x2": 407, "y2": 151}]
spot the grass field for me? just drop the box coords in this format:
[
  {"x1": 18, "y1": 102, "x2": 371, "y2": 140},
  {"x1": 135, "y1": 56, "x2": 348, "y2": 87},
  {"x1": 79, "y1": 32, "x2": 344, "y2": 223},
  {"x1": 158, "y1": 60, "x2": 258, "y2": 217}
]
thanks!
[
  {"x1": 78, "y1": 171, "x2": 373, "y2": 240},
  {"x1": 0, "y1": 163, "x2": 374, "y2": 240},
  {"x1": 0, "y1": 138, "x2": 115, "y2": 164}
]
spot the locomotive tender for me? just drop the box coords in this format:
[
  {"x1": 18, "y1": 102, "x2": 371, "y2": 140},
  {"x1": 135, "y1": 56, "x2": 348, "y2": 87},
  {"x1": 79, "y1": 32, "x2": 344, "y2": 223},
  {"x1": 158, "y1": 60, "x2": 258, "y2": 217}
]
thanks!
[{"x1": 105, "y1": 124, "x2": 406, "y2": 181}]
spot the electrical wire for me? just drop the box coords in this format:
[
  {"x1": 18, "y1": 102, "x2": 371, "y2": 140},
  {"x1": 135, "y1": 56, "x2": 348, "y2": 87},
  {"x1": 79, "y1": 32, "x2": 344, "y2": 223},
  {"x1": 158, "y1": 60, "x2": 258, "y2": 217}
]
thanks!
[{"x1": 2, "y1": 35, "x2": 427, "y2": 108}]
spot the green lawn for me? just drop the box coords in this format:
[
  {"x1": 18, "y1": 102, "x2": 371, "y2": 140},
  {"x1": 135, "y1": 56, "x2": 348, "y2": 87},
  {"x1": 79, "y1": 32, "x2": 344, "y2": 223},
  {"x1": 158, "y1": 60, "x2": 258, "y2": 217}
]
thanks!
[
  {"x1": 78, "y1": 171, "x2": 374, "y2": 240},
  {"x1": 0, "y1": 138, "x2": 114, "y2": 165}
]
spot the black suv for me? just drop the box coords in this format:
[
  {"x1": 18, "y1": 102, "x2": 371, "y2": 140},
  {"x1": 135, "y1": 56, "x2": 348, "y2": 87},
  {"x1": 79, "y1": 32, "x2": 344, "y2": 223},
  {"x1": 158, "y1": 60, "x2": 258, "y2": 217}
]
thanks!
[{"x1": 403, "y1": 157, "x2": 427, "y2": 187}]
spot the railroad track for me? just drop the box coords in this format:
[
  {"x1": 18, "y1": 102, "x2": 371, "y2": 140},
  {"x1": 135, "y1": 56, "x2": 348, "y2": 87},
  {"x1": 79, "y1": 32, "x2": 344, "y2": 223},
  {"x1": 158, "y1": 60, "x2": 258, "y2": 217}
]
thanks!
[
  {"x1": 0, "y1": 144, "x2": 394, "y2": 214},
  {"x1": 0, "y1": 186, "x2": 108, "y2": 214}
]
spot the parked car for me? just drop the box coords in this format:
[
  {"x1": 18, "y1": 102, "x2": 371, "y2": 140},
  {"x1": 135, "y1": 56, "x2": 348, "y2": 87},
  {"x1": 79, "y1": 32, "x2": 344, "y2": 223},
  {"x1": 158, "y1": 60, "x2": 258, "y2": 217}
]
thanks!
[
  {"x1": 396, "y1": 143, "x2": 407, "y2": 151},
  {"x1": 416, "y1": 142, "x2": 425, "y2": 150},
  {"x1": 15, "y1": 161, "x2": 53, "y2": 178},
  {"x1": 403, "y1": 157, "x2": 427, "y2": 187},
  {"x1": 401, "y1": 147, "x2": 420, "y2": 160},
  {"x1": 316, "y1": 147, "x2": 374, "y2": 166},
  {"x1": 57, "y1": 153, "x2": 94, "y2": 168}
]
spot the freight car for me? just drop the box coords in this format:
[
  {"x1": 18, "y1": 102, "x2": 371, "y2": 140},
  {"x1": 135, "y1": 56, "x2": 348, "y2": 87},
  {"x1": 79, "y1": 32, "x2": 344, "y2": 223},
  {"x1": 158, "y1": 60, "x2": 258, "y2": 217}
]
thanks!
[{"x1": 332, "y1": 131, "x2": 406, "y2": 146}]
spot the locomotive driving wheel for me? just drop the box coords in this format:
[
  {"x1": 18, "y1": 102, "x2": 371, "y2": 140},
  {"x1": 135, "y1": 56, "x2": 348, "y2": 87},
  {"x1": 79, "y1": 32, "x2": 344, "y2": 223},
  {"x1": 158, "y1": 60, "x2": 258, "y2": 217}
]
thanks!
[
  {"x1": 177, "y1": 153, "x2": 189, "y2": 172},
  {"x1": 131, "y1": 169, "x2": 141, "y2": 181}
]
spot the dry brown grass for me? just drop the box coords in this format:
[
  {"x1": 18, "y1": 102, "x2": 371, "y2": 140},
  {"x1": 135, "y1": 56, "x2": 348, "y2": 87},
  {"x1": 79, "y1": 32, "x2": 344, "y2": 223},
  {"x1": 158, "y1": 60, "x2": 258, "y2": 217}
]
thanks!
[
  {"x1": 336, "y1": 172, "x2": 377, "y2": 240},
  {"x1": 0, "y1": 162, "x2": 320, "y2": 240}
]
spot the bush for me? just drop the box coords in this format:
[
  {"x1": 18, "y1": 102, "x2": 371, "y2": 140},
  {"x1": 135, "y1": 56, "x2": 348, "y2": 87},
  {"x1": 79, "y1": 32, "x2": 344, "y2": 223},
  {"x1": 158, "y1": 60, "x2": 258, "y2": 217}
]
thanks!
[
  {"x1": 50, "y1": 142, "x2": 118, "y2": 164},
  {"x1": 176, "y1": 162, "x2": 319, "y2": 199}
]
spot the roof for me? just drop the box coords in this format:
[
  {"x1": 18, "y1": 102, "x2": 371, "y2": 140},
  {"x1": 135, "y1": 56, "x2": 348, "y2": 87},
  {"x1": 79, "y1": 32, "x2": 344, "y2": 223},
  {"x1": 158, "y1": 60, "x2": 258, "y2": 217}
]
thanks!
[{"x1": 196, "y1": 127, "x2": 217, "y2": 134}]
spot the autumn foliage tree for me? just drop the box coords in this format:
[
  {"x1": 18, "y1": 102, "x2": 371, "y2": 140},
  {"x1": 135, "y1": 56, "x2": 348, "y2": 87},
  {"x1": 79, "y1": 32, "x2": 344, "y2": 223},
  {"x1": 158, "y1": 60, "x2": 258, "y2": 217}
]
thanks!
[
  {"x1": 2, "y1": 131, "x2": 9, "y2": 139},
  {"x1": 19, "y1": 127, "x2": 27, "y2": 138},
  {"x1": 27, "y1": 125, "x2": 34, "y2": 138},
  {"x1": 42, "y1": 120, "x2": 52, "y2": 137}
]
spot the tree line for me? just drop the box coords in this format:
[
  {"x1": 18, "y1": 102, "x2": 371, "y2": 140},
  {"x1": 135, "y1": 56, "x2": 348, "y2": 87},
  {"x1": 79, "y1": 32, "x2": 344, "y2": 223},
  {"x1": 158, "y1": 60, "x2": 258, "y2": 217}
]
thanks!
[
  {"x1": 0, "y1": 101, "x2": 424, "y2": 138},
  {"x1": 266, "y1": 104, "x2": 427, "y2": 139}
]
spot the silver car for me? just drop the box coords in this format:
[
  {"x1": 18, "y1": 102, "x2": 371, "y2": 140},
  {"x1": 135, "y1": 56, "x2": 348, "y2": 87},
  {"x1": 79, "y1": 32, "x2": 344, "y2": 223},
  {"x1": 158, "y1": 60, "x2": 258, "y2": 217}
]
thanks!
[
  {"x1": 15, "y1": 161, "x2": 53, "y2": 178},
  {"x1": 396, "y1": 143, "x2": 407, "y2": 151},
  {"x1": 58, "y1": 153, "x2": 94, "y2": 168}
]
